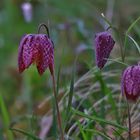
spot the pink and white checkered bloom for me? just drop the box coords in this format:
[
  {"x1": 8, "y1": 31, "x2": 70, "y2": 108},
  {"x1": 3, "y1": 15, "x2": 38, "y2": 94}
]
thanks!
[
  {"x1": 95, "y1": 31, "x2": 115, "y2": 69},
  {"x1": 18, "y1": 34, "x2": 54, "y2": 75}
]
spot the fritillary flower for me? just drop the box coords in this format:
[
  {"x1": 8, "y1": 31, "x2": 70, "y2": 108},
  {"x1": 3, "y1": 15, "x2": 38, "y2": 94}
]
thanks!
[
  {"x1": 121, "y1": 65, "x2": 140, "y2": 101},
  {"x1": 18, "y1": 24, "x2": 54, "y2": 75},
  {"x1": 95, "y1": 31, "x2": 115, "y2": 69},
  {"x1": 18, "y1": 24, "x2": 64, "y2": 140}
]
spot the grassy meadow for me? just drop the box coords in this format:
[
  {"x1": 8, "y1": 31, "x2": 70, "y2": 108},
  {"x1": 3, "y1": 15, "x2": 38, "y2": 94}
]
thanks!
[{"x1": 1, "y1": 0, "x2": 140, "y2": 139}]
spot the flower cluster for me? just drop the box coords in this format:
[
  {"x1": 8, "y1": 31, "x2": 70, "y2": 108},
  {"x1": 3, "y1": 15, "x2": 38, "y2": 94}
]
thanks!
[
  {"x1": 94, "y1": 31, "x2": 140, "y2": 101},
  {"x1": 18, "y1": 24, "x2": 140, "y2": 101}
]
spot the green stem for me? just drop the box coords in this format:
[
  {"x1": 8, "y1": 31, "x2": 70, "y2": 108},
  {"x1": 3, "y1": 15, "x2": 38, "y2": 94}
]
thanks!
[
  {"x1": 101, "y1": 13, "x2": 125, "y2": 62},
  {"x1": 51, "y1": 72, "x2": 64, "y2": 140},
  {"x1": 139, "y1": 118, "x2": 140, "y2": 140},
  {"x1": 38, "y1": 23, "x2": 50, "y2": 38},
  {"x1": 126, "y1": 100, "x2": 131, "y2": 140},
  {"x1": 117, "y1": 31, "x2": 125, "y2": 62}
]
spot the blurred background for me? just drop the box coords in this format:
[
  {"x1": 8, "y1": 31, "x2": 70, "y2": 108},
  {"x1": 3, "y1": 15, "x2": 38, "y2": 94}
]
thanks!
[{"x1": 1, "y1": 0, "x2": 140, "y2": 139}]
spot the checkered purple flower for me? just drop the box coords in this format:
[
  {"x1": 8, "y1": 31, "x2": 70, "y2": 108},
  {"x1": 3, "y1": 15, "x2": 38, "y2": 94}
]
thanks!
[
  {"x1": 95, "y1": 31, "x2": 115, "y2": 69},
  {"x1": 18, "y1": 34, "x2": 54, "y2": 75},
  {"x1": 121, "y1": 65, "x2": 140, "y2": 101}
]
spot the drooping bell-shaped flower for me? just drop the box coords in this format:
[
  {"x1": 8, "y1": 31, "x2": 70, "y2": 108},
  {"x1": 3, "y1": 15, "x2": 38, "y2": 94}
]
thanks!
[
  {"x1": 18, "y1": 24, "x2": 54, "y2": 75},
  {"x1": 95, "y1": 31, "x2": 115, "y2": 69},
  {"x1": 121, "y1": 65, "x2": 140, "y2": 101}
]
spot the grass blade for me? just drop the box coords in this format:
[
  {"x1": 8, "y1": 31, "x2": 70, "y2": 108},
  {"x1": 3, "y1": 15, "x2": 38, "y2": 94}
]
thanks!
[
  {"x1": 51, "y1": 65, "x2": 62, "y2": 138},
  {"x1": 77, "y1": 120, "x2": 88, "y2": 140},
  {"x1": 94, "y1": 71, "x2": 120, "y2": 123},
  {"x1": 65, "y1": 63, "x2": 75, "y2": 128},
  {"x1": 104, "y1": 58, "x2": 129, "y2": 66},
  {"x1": 66, "y1": 66, "x2": 75, "y2": 117},
  {"x1": 124, "y1": 16, "x2": 140, "y2": 60},
  {"x1": 0, "y1": 94, "x2": 14, "y2": 140},
  {"x1": 56, "y1": 64, "x2": 61, "y2": 94},
  {"x1": 127, "y1": 34, "x2": 140, "y2": 55},
  {"x1": 126, "y1": 16, "x2": 140, "y2": 34},
  {"x1": 72, "y1": 108, "x2": 128, "y2": 131},
  {"x1": 85, "y1": 129, "x2": 112, "y2": 140},
  {"x1": 101, "y1": 13, "x2": 113, "y2": 28},
  {"x1": 10, "y1": 128, "x2": 40, "y2": 140}
]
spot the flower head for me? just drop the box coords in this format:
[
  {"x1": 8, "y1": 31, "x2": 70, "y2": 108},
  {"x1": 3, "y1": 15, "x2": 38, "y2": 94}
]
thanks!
[
  {"x1": 121, "y1": 65, "x2": 140, "y2": 101},
  {"x1": 18, "y1": 33, "x2": 54, "y2": 75},
  {"x1": 95, "y1": 31, "x2": 115, "y2": 69}
]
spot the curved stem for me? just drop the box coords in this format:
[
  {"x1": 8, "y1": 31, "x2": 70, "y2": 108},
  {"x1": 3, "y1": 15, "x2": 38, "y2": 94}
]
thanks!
[
  {"x1": 106, "y1": 26, "x2": 111, "y2": 31},
  {"x1": 38, "y1": 23, "x2": 50, "y2": 38},
  {"x1": 51, "y1": 71, "x2": 64, "y2": 140}
]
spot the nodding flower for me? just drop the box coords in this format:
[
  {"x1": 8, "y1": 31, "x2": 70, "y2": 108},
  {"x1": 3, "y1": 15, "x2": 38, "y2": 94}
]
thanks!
[
  {"x1": 18, "y1": 24, "x2": 54, "y2": 75},
  {"x1": 94, "y1": 31, "x2": 115, "y2": 69},
  {"x1": 121, "y1": 65, "x2": 140, "y2": 101}
]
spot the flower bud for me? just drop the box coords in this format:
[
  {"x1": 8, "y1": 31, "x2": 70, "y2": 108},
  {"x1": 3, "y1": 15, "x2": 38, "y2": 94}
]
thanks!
[{"x1": 95, "y1": 31, "x2": 115, "y2": 69}]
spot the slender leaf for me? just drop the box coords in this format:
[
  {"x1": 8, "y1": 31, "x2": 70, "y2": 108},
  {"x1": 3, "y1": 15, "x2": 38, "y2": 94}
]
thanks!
[
  {"x1": 0, "y1": 94, "x2": 14, "y2": 140},
  {"x1": 124, "y1": 16, "x2": 140, "y2": 60},
  {"x1": 85, "y1": 129, "x2": 112, "y2": 140},
  {"x1": 127, "y1": 35, "x2": 140, "y2": 54},
  {"x1": 66, "y1": 66, "x2": 75, "y2": 117},
  {"x1": 65, "y1": 62, "x2": 75, "y2": 129},
  {"x1": 56, "y1": 64, "x2": 61, "y2": 94},
  {"x1": 77, "y1": 121, "x2": 88, "y2": 140},
  {"x1": 104, "y1": 58, "x2": 129, "y2": 66},
  {"x1": 112, "y1": 128, "x2": 125, "y2": 140},
  {"x1": 101, "y1": 13, "x2": 113, "y2": 28},
  {"x1": 94, "y1": 72, "x2": 119, "y2": 123},
  {"x1": 10, "y1": 128, "x2": 40, "y2": 140},
  {"x1": 126, "y1": 16, "x2": 140, "y2": 34},
  {"x1": 72, "y1": 108, "x2": 128, "y2": 131}
]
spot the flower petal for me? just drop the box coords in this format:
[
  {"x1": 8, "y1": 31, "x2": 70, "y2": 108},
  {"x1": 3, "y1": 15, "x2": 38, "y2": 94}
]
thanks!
[
  {"x1": 22, "y1": 34, "x2": 34, "y2": 68},
  {"x1": 36, "y1": 35, "x2": 54, "y2": 75},
  {"x1": 18, "y1": 34, "x2": 31, "y2": 73}
]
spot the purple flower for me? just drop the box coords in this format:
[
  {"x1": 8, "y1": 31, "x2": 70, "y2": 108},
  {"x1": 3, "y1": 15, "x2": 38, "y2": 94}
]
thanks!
[
  {"x1": 121, "y1": 65, "x2": 140, "y2": 101},
  {"x1": 18, "y1": 34, "x2": 54, "y2": 75},
  {"x1": 21, "y1": 2, "x2": 32, "y2": 23},
  {"x1": 95, "y1": 31, "x2": 115, "y2": 69}
]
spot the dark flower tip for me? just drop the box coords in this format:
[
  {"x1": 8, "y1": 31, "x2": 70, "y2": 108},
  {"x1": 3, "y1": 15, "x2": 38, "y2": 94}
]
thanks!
[
  {"x1": 121, "y1": 65, "x2": 140, "y2": 101},
  {"x1": 18, "y1": 34, "x2": 54, "y2": 75},
  {"x1": 94, "y1": 31, "x2": 115, "y2": 69}
]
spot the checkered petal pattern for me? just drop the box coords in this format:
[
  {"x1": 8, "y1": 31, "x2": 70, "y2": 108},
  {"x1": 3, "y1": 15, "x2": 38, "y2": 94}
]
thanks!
[
  {"x1": 121, "y1": 65, "x2": 140, "y2": 101},
  {"x1": 95, "y1": 31, "x2": 115, "y2": 69},
  {"x1": 18, "y1": 34, "x2": 54, "y2": 75}
]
